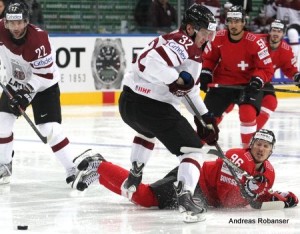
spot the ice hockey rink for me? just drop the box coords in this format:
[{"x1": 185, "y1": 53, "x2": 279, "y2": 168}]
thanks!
[{"x1": 0, "y1": 98, "x2": 299, "y2": 234}]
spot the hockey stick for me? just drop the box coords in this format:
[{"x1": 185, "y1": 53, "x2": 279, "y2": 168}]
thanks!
[
  {"x1": 184, "y1": 94, "x2": 285, "y2": 210},
  {"x1": 270, "y1": 81, "x2": 300, "y2": 85},
  {"x1": 207, "y1": 149, "x2": 253, "y2": 179},
  {"x1": 207, "y1": 83, "x2": 300, "y2": 94},
  {"x1": 0, "y1": 82, "x2": 47, "y2": 144}
]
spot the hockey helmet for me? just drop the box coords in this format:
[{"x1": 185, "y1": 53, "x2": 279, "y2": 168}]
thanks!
[
  {"x1": 182, "y1": 3, "x2": 217, "y2": 32},
  {"x1": 270, "y1": 19, "x2": 287, "y2": 33},
  {"x1": 226, "y1": 5, "x2": 246, "y2": 22},
  {"x1": 5, "y1": 0, "x2": 30, "y2": 21},
  {"x1": 250, "y1": 129, "x2": 276, "y2": 148}
]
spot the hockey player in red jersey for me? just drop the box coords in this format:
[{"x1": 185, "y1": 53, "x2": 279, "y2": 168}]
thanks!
[
  {"x1": 222, "y1": 19, "x2": 300, "y2": 130},
  {"x1": 199, "y1": 5, "x2": 274, "y2": 148},
  {"x1": 256, "y1": 19, "x2": 300, "y2": 130},
  {"x1": 0, "y1": 0, "x2": 76, "y2": 185},
  {"x1": 72, "y1": 129, "x2": 298, "y2": 215},
  {"x1": 97, "y1": 3, "x2": 219, "y2": 222}
]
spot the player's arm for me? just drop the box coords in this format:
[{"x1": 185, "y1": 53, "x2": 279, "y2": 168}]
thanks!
[
  {"x1": 199, "y1": 39, "x2": 220, "y2": 92},
  {"x1": 244, "y1": 161, "x2": 274, "y2": 200},
  {"x1": 27, "y1": 34, "x2": 58, "y2": 92},
  {"x1": 251, "y1": 37, "x2": 274, "y2": 86},
  {"x1": 279, "y1": 46, "x2": 300, "y2": 87}
]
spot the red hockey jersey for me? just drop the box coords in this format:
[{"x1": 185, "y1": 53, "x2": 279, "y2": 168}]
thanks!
[
  {"x1": 200, "y1": 148, "x2": 275, "y2": 208},
  {"x1": 203, "y1": 30, "x2": 274, "y2": 85},
  {"x1": 262, "y1": 34, "x2": 298, "y2": 79}
]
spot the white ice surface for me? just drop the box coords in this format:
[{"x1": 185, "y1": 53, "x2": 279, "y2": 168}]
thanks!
[{"x1": 0, "y1": 98, "x2": 299, "y2": 234}]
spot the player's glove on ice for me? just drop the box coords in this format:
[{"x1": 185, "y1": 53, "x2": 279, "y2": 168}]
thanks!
[
  {"x1": 194, "y1": 112, "x2": 219, "y2": 145},
  {"x1": 271, "y1": 191, "x2": 299, "y2": 208},
  {"x1": 244, "y1": 175, "x2": 268, "y2": 200},
  {"x1": 169, "y1": 71, "x2": 194, "y2": 97},
  {"x1": 293, "y1": 73, "x2": 300, "y2": 88},
  {"x1": 199, "y1": 69, "x2": 212, "y2": 93},
  {"x1": 8, "y1": 85, "x2": 33, "y2": 117}
]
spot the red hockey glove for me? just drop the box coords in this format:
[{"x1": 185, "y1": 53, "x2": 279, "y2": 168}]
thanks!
[
  {"x1": 199, "y1": 69, "x2": 212, "y2": 93},
  {"x1": 169, "y1": 71, "x2": 194, "y2": 97},
  {"x1": 194, "y1": 112, "x2": 219, "y2": 145},
  {"x1": 271, "y1": 191, "x2": 299, "y2": 208},
  {"x1": 244, "y1": 175, "x2": 268, "y2": 199},
  {"x1": 8, "y1": 85, "x2": 33, "y2": 117},
  {"x1": 293, "y1": 73, "x2": 300, "y2": 89}
]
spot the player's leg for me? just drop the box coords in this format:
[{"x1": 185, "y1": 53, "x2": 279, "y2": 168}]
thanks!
[
  {"x1": 73, "y1": 154, "x2": 159, "y2": 207},
  {"x1": 31, "y1": 84, "x2": 76, "y2": 185},
  {"x1": 256, "y1": 84, "x2": 277, "y2": 130},
  {"x1": 118, "y1": 88, "x2": 156, "y2": 193},
  {"x1": 0, "y1": 91, "x2": 17, "y2": 184},
  {"x1": 154, "y1": 111, "x2": 207, "y2": 222},
  {"x1": 238, "y1": 89, "x2": 263, "y2": 148}
]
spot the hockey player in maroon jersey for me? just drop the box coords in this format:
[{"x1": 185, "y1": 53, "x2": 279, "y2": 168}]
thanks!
[
  {"x1": 199, "y1": 5, "x2": 274, "y2": 148},
  {"x1": 72, "y1": 129, "x2": 298, "y2": 216},
  {"x1": 0, "y1": 0, "x2": 76, "y2": 186},
  {"x1": 93, "y1": 4, "x2": 219, "y2": 222}
]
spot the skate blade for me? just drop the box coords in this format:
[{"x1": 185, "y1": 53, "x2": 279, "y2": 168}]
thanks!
[
  {"x1": 71, "y1": 170, "x2": 84, "y2": 190},
  {"x1": 73, "y1": 149, "x2": 92, "y2": 164},
  {"x1": 182, "y1": 211, "x2": 206, "y2": 223}
]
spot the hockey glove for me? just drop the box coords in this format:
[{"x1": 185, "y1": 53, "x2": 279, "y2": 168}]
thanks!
[
  {"x1": 271, "y1": 191, "x2": 299, "y2": 208},
  {"x1": 244, "y1": 175, "x2": 268, "y2": 200},
  {"x1": 199, "y1": 69, "x2": 212, "y2": 93},
  {"x1": 194, "y1": 112, "x2": 219, "y2": 145},
  {"x1": 245, "y1": 76, "x2": 264, "y2": 93},
  {"x1": 8, "y1": 86, "x2": 33, "y2": 117},
  {"x1": 169, "y1": 71, "x2": 194, "y2": 97},
  {"x1": 293, "y1": 73, "x2": 300, "y2": 88}
]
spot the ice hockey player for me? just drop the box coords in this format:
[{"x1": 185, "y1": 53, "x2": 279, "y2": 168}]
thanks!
[{"x1": 72, "y1": 129, "x2": 298, "y2": 223}]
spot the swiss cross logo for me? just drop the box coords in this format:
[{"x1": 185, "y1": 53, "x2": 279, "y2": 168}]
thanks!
[{"x1": 237, "y1": 61, "x2": 249, "y2": 70}]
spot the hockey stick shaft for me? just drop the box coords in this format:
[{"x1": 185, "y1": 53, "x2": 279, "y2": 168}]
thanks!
[
  {"x1": 207, "y1": 83, "x2": 300, "y2": 94},
  {"x1": 207, "y1": 149, "x2": 253, "y2": 179},
  {"x1": 0, "y1": 82, "x2": 47, "y2": 144},
  {"x1": 184, "y1": 94, "x2": 263, "y2": 209}
]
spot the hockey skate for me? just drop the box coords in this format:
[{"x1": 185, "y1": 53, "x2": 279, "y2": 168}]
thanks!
[
  {"x1": 174, "y1": 181, "x2": 206, "y2": 223},
  {"x1": 0, "y1": 161, "x2": 12, "y2": 185},
  {"x1": 72, "y1": 170, "x2": 99, "y2": 191},
  {"x1": 72, "y1": 149, "x2": 105, "y2": 190},
  {"x1": 122, "y1": 161, "x2": 144, "y2": 193},
  {"x1": 73, "y1": 149, "x2": 105, "y2": 172}
]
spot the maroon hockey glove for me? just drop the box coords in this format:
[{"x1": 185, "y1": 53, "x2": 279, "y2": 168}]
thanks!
[
  {"x1": 271, "y1": 191, "x2": 299, "y2": 208},
  {"x1": 293, "y1": 73, "x2": 300, "y2": 88},
  {"x1": 194, "y1": 112, "x2": 219, "y2": 146},
  {"x1": 169, "y1": 71, "x2": 194, "y2": 97},
  {"x1": 199, "y1": 69, "x2": 212, "y2": 93},
  {"x1": 8, "y1": 86, "x2": 33, "y2": 117}
]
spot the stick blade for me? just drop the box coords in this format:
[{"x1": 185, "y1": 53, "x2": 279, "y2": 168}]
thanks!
[{"x1": 260, "y1": 201, "x2": 285, "y2": 210}]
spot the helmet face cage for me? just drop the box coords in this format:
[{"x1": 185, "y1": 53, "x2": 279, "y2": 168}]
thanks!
[
  {"x1": 182, "y1": 4, "x2": 217, "y2": 32},
  {"x1": 270, "y1": 19, "x2": 286, "y2": 34},
  {"x1": 226, "y1": 5, "x2": 246, "y2": 23},
  {"x1": 250, "y1": 129, "x2": 276, "y2": 149},
  {"x1": 5, "y1": 1, "x2": 29, "y2": 21}
]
